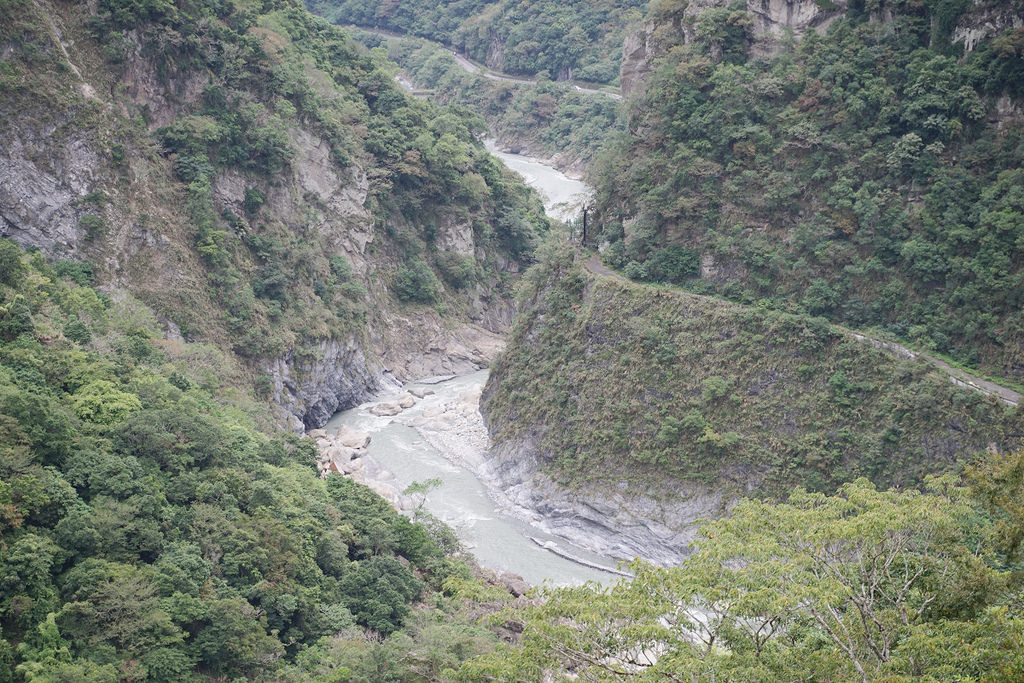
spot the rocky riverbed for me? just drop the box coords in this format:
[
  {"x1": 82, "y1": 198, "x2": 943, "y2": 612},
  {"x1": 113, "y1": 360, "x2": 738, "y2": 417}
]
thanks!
[{"x1": 314, "y1": 371, "x2": 623, "y2": 586}]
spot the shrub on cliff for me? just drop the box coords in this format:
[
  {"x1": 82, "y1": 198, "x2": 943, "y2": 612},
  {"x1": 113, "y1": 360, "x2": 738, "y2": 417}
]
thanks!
[{"x1": 393, "y1": 259, "x2": 443, "y2": 303}]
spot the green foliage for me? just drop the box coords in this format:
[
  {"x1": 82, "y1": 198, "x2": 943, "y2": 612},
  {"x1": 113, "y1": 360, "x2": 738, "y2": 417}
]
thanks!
[
  {"x1": 648, "y1": 245, "x2": 699, "y2": 283},
  {"x1": 592, "y1": 5, "x2": 1024, "y2": 380},
  {"x1": 0, "y1": 240, "x2": 24, "y2": 286},
  {"x1": 485, "y1": 243, "x2": 1024, "y2": 496},
  {"x1": 393, "y1": 258, "x2": 442, "y2": 303},
  {"x1": 0, "y1": 241, "x2": 489, "y2": 678},
  {"x1": 435, "y1": 252, "x2": 476, "y2": 289},
  {"x1": 468, "y1": 476, "x2": 1024, "y2": 681},
  {"x1": 242, "y1": 186, "x2": 266, "y2": 216},
  {"x1": 70, "y1": 380, "x2": 142, "y2": 425},
  {"x1": 383, "y1": 36, "x2": 623, "y2": 167},
  {"x1": 77, "y1": 214, "x2": 106, "y2": 240},
  {"x1": 52, "y1": 260, "x2": 94, "y2": 287},
  {"x1": 311, "y1": 0, "x2": 644, "y2": 84},
  {"x1": 340, "y1": 556, "x2": 424, "y2": 635}
]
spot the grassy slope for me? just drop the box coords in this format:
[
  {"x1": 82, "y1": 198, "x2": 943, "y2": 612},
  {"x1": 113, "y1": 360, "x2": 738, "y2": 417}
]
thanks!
[{"x1": 484, "y1": 242, "x2": 1024, "y2": 499}]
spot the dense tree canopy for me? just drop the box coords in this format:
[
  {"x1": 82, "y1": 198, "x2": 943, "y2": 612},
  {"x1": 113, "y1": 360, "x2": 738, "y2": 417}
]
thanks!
[
  {"x1": 462, "y1": 471, "x2": 1024, "y2": 681},
  {"x1": 0, "y1": 241, "x2": 501, "y2": 680},
  {"x1": 592, "y1": 1, "x2": 1024, "y2": 382},
  {"x1": 309, "y1": 0, "x2": 644, "y2": 84}
]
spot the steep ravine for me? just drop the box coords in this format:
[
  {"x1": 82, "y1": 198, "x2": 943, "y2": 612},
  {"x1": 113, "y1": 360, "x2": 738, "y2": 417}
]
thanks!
[{"x1": 0, "y1": 0, "x2": 536, "y2": 433}]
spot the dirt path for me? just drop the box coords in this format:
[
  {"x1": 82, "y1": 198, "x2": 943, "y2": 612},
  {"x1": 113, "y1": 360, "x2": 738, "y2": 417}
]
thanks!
[{"x1": 583, "y1": 255, "x2": 1021, "y2": 408}]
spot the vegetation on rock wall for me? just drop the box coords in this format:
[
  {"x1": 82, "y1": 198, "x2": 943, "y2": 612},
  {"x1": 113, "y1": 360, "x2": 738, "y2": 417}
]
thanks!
[
  {"x1": 484, "y1": 240, "x2": 1024, "y2": 497},
  {"x1": 0, "y1": 0, "x2": 548, "y2": 364},
  {"x1": 592, "y1": 0, "x2": 1024, "y2": 381}
]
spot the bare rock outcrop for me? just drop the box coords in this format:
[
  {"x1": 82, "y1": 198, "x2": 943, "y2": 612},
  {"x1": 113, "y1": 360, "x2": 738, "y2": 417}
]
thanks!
[
  {"x1": 953, "y1": 0, "x2": 1024, "y2": 52},
  {"x1": 746, "y1": 0, "x2": 847, "y2": 56},
  {"x1": 619, "y1": 22, "x2": 657, "y2": 100},
  {"x1": 266, "y1": 337, "x2": 384, "y2": 431},
  {"x1": 478, "y1": 425, "x2": 730, "y2": 565},
  {"x1": 621, "y1": 0, "x2": 849, "y2": 96},
  {"x1": 0, "y1": 134, "x2": 94, "y2": 255}
]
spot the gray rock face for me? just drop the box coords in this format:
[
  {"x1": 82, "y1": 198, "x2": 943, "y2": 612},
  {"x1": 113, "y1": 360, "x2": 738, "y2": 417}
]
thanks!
[
  {"x1": 265, "y1": 337, "x2": 384, "y2": 430},
  {"x1": 953, "y1": 0, "x2": 1024, "y2": 52},
  {"x1": 120, "y1": 32, "x2": 209, "y2": 128},
  {"x1": 746, "y1": 0, "x2": 847, "y2": 55},
  {"x1": 485, "y1": 31, "x2": 505, "y2": 72},
  {"x1": 436, "y1": 213, "x2": 476, "y2": 257},
  {"x1": 619, "y1": 22, "x2": 656, "y2": 100},
  {"x1": 478, "y1": 424, "x2": 730, "y2": 565},
  {"x1": 0, "y1": 132, "x2": 99, "y2": 255}
]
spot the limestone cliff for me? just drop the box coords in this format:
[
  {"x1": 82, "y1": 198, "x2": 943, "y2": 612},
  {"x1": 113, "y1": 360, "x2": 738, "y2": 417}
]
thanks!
[
  {"x1": 620, "y1": 0, "x2": 848, "y2": 97},
  {"x1": 953, "y1": 0, "x2": 1024, "y2": 52}
]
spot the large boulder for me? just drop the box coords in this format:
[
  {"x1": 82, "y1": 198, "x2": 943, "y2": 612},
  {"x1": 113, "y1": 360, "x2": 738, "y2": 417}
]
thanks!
[
  {"x1": 336, "y1": 425, "x2": 371, "y2": 449},
  {"x1": 370, "y1": 402, "x2": 402, "y2": 417}
]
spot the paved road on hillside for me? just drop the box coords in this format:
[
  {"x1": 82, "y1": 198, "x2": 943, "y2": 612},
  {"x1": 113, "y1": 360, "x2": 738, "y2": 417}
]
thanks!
[
  {"x1": 584, "y1": 255, "x2": 1021, "y2": 407},
  {"x1": 347, "y1": 25, "x2": 623, "y2": 100}
]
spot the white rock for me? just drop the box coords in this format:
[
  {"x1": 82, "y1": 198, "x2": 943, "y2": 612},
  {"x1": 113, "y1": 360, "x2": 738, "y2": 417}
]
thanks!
[
  {"x1": 398, "y1": 394, "x2": 416, "y2": 409},
  {"x1": 408, "y1": 387, "x2": 435, "y2": 398},
  {"x1": 335, "y1": 425, "x2": 371, "y2": 449},
  {"x1": 368, "y1": 481, "x2": 401, "y2": 507},
  {"x1": 343, "y1": 458, "x2": 365, "y2": 477},
  {"x1": 370, "y1": 402, "x2": 402, "y2": 416}
]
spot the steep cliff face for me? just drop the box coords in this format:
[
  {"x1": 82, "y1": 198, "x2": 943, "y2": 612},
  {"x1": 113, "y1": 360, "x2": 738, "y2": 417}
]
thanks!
[
  {"x1": 953, "y1": 0, "x2": 1024, "y2": 52},
  {"x1": 620, "y1": 0, "x2": 847, "y2": 96},
  {"x1": 0, "y1": 0, "x2": 545, "y2": 429},
  {"x1": 267, "y1": 336, "x2": 383, "y2": 430},
  {"x1": 479, "y1": 420, "x2": 729, "y2": 564},
  {"x1": 480, "y1": 245, "x2": 1024, "y2": 556},
  {"x1": 0, "y1": 132, "x2": 99, "y2": 255},
  {"x1": 619, "y1": 21, "x2": 656, "y2": 99}
]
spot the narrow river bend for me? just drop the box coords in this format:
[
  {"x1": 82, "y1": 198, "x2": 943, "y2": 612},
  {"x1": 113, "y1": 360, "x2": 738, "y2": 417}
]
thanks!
[
  {"x1": 324, "y1": 371, "x2": 620, "y2": 586},
  {"x1": 324, "y1": 154, "x2": 609, "y2": 586}
]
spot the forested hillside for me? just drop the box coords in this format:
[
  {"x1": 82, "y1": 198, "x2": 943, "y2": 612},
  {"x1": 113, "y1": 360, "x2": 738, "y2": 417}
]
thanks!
[
  {"x1": 308, "y1": 0, "x2": 644, "y2": 84},
  {"x1": 592, "y1": 0, "x2": 1024, "y2": 382},
  {"x1": 1, "y1": 0, "x2": 549, "y2": 428},
  {"x1": 0, "y1": 241, "x2": 511, "y2": 680},
  {"x1": 378, "y1": 34, "x2": 621, "y2": 171},
  {"x1": 0, "y1": 0, "x2": 545, "y2": 678},
  {"x1": 484, "y1": 240, "x2": 1023, "y2": 500}
]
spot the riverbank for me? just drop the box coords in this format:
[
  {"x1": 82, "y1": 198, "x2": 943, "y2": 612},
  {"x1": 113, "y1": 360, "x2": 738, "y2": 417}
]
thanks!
[
  {"x1": 483, "y1": 140, "x2": 592, "y2": 221},
  {"x1": 320, "y1": 371, "x2": 626, "y2": 586}
]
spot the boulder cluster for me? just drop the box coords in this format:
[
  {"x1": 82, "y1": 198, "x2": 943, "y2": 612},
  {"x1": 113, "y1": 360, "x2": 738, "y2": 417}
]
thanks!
[
  {"x1": 367, "y1": 386, "x2": 435, "y2": 416},
  {"x1": 308, "y1": 424, "x2": 372, "y2": 480}
]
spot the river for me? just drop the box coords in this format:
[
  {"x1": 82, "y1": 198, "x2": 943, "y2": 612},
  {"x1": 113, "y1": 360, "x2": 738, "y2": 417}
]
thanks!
[
  {"x1": 324, "y1": 371, "x2": 624, "y2": 586},
  {"x1": 322, "y1": 152, "x2": 615, "y2": 586},
  {"x1": 484, "y1": 140, "x2": 591, "y2": 222}
]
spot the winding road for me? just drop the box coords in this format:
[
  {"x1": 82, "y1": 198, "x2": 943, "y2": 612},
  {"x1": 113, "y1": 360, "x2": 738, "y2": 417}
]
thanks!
[
  {"x1": 584, "y1": 255, "x2": 1021, "y2": 407},
  {"x1": 346, "y1": 25, "x2": 623, "y2": 100}
]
